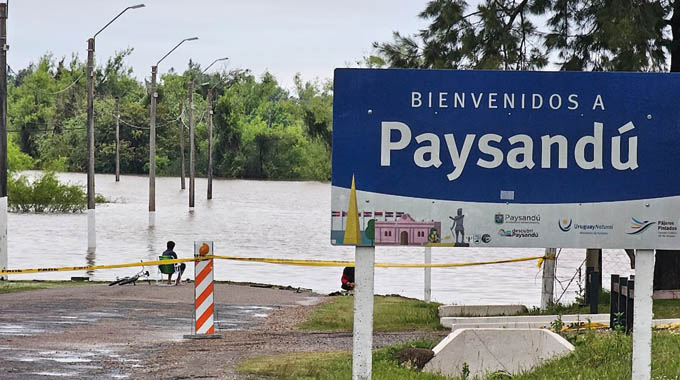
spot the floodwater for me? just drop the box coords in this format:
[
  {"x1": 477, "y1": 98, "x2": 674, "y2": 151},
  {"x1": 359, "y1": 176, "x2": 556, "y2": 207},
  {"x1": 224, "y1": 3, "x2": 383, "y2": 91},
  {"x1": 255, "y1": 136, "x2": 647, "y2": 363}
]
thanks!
[{"x1": 7, "y1": 171, "x2": 634, "y2": 306}]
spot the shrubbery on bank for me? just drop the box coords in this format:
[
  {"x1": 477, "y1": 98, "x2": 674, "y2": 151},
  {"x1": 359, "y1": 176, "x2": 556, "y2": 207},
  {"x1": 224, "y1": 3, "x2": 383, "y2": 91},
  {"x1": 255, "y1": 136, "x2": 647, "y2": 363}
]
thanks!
[{"x1": 8, "y1": 171, "x2": 86, "y2": 213}]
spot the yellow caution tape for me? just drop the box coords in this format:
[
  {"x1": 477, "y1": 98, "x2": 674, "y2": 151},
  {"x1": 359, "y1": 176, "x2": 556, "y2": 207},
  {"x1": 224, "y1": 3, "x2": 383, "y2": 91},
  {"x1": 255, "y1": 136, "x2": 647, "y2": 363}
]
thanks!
[
  {"x1": 537, "y1": 253, "x2": 556, "y2": 269},
  {"x1": 653, "y1": 322, "x2": 680, "y2": 330},
  {"x1": 0, "y1": 257, "x2": 199, "y2": 275},
  {"x1": 561, "y1": 321, "x2": 610, "y2": 331},
  {"x1": 0, "y1": 254, "x2": 547, "y2": 275},
  {"x1": 194, "y1": 255, "x2": 546, "y2": 268}
]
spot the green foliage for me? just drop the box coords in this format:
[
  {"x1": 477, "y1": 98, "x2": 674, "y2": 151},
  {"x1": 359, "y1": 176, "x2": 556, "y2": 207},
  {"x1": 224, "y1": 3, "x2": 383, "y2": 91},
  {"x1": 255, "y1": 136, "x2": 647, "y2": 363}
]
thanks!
[
  {"x1": 239, "y1": 331, "x2": 680, "y2": 380},
  {"x1": 461, "y1": 362, "x2": 470, "y2": 380},
  {"x1": 8, "y1": 171, "x2": 86, "y2": 213},
  {"x1": 365, "y1": 219, "x2": 376, "y2": 241},
  {"x1": 370, "y1": 0, "x2": 678, "y2": 72},
  {"x1": 239, "y1": 341, "x2": 448, "y2": 380},
  {"x1": 523, "y1": 290, "x2": 680, "y2": 320},
  {"x1": 9, "y1": 53, "x2": 332, "y2": 181},
  {"x1": 550, "y1": 314, "x2": 565, "y2": 333},
  {"x1": 512, "y1": 331, "x2": 680, "y2": 379},
  {"x1": 298, "y1": 295, "x2": 444, "y2": 332},
  {"x1": 7, "y1": 139, "x2": 33, "y2": 172},
  {"x1": 0, "y1": 280, "x2": 95, "y2": 294},
  {"x1": 40, "y1": 156, "x2": 68, "y2": 172}
]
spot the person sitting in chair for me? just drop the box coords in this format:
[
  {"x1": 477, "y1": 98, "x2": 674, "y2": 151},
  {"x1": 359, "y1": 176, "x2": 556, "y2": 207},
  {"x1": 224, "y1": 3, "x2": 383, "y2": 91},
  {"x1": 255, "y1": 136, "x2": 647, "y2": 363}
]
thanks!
[
  {"x1": 162, "y1": 241, "x2": 186, "y2": 285},
  {"x1": 341, "y1": 266, "x2": 355, "y2": 291}
]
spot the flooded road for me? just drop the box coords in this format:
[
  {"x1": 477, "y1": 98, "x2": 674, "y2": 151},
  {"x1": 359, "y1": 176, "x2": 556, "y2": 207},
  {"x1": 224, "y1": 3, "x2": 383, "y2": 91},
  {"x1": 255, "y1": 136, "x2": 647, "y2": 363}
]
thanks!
[
  {"x1": 0, "y1": 283, "x2": 320, "y2": 379},
  {"x1": 7, "y1": 172, "x2": 634, "y2": 306}
]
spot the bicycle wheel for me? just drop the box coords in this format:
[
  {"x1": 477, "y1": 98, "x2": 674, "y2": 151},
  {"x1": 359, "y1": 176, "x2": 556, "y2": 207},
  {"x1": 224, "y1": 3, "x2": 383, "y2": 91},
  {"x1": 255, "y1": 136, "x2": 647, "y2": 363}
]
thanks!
[
  {"x1": 109, "y1": 277, "x2": 129, "y2": 286},
  {"x1": 118, "y1": 275, "x2": 140, "y2": 286}
]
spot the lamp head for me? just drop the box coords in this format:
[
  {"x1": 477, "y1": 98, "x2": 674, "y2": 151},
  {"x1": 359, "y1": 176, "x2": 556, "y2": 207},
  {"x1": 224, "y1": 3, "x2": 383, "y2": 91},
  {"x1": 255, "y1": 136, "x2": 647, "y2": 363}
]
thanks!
[{"x1": 130, "y1": 4, "x2": 146, "y2": 9}]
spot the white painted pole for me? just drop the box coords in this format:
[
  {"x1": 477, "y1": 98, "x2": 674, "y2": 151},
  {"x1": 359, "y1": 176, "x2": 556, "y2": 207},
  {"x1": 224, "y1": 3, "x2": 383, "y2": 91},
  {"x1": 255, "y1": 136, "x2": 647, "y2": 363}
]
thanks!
[
  {"x1": 541, "y1": 248, "x2": 556, "y2": 310},
  {"x1": 352, "y1": 246, "x2": 375, "y2": 380},
  {"x1": 87, "y1": 209, "x2": 96, "y2": 249},
  {"x1": 424, "y1": 247, "x2": 431, "y2": 302},
  {"x1": 0, "y1": 197, "x2": 7, "y2": 280},
  {"x1": 632, "y1": 249, "x2": 655, "y2": 380}
]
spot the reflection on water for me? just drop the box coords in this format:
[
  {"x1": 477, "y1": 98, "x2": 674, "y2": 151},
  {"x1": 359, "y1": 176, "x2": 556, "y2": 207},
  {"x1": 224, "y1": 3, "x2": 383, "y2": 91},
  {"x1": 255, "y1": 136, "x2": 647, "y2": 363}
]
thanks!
[{"x1": 7, "y1": 171, "x2": 634, "y2": 306}]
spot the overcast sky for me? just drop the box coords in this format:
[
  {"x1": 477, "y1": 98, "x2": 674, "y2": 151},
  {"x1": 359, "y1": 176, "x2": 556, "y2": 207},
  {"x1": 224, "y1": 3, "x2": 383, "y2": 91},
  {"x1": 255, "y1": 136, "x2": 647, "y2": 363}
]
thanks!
[{"x1": 7, "y1": 0, "x2": 432, "y2": 89}]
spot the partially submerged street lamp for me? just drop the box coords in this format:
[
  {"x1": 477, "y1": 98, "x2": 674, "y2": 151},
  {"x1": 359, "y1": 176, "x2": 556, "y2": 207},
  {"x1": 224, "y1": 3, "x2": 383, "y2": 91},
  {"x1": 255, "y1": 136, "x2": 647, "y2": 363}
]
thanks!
[
  {"x1": 86, "y1": 4, "x2": 145, "y2": 249},
  {"x1": 0, "y1": 2, "x2": 8, "y2": 279},
  {"x1": 148, "y1": 36, "x2": 198, "y2": 227},
  {"x1": 196, "y1": 57, "x2": 228, "y2": 203}
]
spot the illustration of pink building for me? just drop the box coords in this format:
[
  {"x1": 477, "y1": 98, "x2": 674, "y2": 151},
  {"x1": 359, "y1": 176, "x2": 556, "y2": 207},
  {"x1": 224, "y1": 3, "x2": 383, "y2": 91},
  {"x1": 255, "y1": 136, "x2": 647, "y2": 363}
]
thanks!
[{"x1": 374, "y1": 214, "x2": 441, "y2": 246}]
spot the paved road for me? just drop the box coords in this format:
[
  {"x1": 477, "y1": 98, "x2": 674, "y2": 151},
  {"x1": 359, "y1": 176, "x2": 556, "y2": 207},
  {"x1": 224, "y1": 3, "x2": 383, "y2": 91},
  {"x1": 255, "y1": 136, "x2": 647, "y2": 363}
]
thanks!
[{"x1": 0, "y1": 282, "x2": 320, "y2": 379}]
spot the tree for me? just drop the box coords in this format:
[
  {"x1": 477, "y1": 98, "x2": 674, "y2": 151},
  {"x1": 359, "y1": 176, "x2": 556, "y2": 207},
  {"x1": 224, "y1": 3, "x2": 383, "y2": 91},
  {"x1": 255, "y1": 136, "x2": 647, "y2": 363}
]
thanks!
[
  {"x1": 371, "y1": 0, "x2": 678, "y2": 72},
  {"x1": 373, "y1": 0, "x2": 548, "y2": 70}
]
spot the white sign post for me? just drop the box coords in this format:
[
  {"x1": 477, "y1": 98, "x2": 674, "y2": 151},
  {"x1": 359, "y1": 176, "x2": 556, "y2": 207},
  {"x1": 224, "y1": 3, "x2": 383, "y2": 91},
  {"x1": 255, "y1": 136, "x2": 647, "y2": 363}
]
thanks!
[
  {"x1": 632, "y1": 249, "x2": 655, "y2": 380},
  {"x1": 424, "y1": 247, "x2": 432, "y2": 302},
  {"x1": 352, "y1": 246, "x2": 375, "y2": 380}
]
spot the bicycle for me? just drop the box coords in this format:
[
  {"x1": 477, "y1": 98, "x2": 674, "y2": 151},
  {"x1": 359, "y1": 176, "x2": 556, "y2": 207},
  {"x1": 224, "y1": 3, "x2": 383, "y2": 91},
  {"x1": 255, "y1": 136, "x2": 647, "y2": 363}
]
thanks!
[{"x1": 108, "y1": 265, "x2": 151, "y2": 286}]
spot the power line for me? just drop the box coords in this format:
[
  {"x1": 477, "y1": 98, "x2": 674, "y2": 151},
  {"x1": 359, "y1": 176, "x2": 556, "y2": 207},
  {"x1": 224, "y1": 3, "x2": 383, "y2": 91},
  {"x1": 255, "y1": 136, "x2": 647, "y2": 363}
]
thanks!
[
  {"x1": 118, "y1": 117, "x2": 149, "y2": 130},
  {"x1": 51, "y1": 71, "x2": 85, "y2": 94}
]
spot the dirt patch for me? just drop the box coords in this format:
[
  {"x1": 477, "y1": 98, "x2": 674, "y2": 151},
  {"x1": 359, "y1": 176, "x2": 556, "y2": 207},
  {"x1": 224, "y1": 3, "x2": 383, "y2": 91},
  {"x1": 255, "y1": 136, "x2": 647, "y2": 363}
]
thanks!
[{"x1": 0, "y1": 283, "x2": 446, "y2": 379}]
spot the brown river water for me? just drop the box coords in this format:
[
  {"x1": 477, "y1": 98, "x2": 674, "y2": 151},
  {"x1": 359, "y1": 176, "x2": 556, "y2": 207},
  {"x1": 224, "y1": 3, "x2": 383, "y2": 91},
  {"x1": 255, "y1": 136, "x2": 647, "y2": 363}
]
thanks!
[{"x1": 7, "y1": 171, "x2": 633, "y2": 306}]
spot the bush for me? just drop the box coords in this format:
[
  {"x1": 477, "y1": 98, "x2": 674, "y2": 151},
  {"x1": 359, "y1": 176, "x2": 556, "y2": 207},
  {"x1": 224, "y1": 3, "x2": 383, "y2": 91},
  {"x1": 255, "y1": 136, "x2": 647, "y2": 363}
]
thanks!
[
  {"x1": 8, "y1": 171, "x2": 86, "y2": 213},
  {"x1": 40, "y1": 156, "x2": 69, "y2": 172}
]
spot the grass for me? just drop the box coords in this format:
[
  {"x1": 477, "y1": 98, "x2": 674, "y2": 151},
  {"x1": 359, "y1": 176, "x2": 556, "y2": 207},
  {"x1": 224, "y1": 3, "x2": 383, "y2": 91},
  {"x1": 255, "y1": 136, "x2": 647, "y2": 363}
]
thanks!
[
  {"x1": 297, "y1": 295, "x2": 444, "y2": 332},
  {"x1": 513, "y1": 331, "x2": 680, "y2": 380},
  {"x1": 239, "y1": 332, "x2": 680, "y2": 380},
  {"x1": 522, "y1": 290, "x2": 680, "y2": 319},
  {"x1": 0, "y1": 280, "x2": 95, "y2": 294},
  {"x1": 239, "y1": 340, "x2": 451, "y2": 380}
]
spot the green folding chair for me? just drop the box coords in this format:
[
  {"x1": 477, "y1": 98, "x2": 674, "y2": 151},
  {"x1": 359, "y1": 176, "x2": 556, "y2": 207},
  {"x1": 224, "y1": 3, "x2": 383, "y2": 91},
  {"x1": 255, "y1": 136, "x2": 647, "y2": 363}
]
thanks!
[{"x1": 158, "y1": 255, "x2": 179, "y2": 285}]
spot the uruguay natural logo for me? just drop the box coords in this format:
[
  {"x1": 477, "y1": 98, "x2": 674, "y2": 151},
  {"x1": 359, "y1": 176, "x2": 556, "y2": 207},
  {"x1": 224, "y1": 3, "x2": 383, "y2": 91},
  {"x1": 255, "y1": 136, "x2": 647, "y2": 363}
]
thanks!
[
  {"x1": 627, "y1": 218, "x2": 656, "y2": 235},
  {"x1": 558, "y1": 219, "x2": 572, "y2": 232}
]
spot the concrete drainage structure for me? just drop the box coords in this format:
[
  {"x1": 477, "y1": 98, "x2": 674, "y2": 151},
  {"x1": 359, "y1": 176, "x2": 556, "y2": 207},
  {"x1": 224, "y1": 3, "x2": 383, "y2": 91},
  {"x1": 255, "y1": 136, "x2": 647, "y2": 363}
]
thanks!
[{"x1": 423, "y1": 328, "x2": 574, "y2": 379}]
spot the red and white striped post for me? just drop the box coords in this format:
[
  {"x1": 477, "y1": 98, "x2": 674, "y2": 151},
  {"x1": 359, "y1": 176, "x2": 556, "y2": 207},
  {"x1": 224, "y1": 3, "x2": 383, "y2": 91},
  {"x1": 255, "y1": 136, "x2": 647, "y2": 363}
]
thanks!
[{"x1": 185, "y1": 240, "x2": 221, "y2": 339}]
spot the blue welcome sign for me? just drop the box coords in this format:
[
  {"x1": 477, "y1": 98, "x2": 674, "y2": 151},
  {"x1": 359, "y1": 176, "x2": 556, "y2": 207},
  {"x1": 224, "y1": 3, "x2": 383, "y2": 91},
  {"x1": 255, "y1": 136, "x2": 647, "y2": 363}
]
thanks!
[{"x1": 330, "y1": 68, "x2": 680, "y2": 249}]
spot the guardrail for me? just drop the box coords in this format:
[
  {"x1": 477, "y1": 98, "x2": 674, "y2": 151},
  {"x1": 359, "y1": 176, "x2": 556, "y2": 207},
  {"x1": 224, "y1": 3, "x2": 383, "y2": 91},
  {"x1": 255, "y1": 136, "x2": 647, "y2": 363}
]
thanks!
[{"x1": 610, "y1": 274, "x2": 635, "y2": 333}]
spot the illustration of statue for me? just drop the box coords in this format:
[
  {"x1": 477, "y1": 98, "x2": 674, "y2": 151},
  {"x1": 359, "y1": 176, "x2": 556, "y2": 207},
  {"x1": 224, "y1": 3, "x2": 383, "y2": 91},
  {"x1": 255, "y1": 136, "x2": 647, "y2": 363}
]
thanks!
[{"x1": 449, "y1": 208, "x2": 465, "y2": 244}]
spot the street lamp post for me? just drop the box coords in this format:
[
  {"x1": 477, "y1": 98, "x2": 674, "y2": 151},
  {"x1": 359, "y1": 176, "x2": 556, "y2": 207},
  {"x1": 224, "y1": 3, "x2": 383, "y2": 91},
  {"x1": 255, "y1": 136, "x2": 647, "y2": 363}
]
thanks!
[
  {"x1": 197, "y1": 57, "x2": 227, "y2": 202},
  {"x1": 0, "y1": 3, "x2": 8, "y2": 279},
  {"x1": 86, "y1": 4, "x2": 144, "y2": 249},
  {"x1": 188, "y1": 80, "x2": 195, "y2": 209},
  {"x1": 148, "y1": 37, "x2": 198, "y2": 227},
  {"x1": 115, "y1": 96, "x2": 120, "y2": 182}
]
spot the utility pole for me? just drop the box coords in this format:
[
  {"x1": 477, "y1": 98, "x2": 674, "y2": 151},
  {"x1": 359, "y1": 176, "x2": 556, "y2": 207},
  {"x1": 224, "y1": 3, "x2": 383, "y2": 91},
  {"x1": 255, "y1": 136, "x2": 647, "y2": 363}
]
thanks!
[
  {"x1": 198, "y1": 57, "x2": 227, "y2": 200},
  {"x1": 148, "y1": 65, "x2": 157, "y2": 227},
  {"x1": 179, "y1": 102, "x2": 185, "y2": 190},
  {"x1": 207, "y1": 89, "x2": 213, "y2": 200},
  {"x1": 147, "y1": 37, "x2": 198, "y2": 225},
  {"x1": 0, "y1": 3, "x2": 8, "y2": 280},
  {"x1": 114, "y1": 96, "x2": 120, "y2": 182},
  {"x1": 86, "y1": 37, "x2": 96, "y2": 248},
  {"x1": 541, "y1": 248, "x2": 556, "y2": 310},
  {"x1": 188, "y1": 81, "x2": 195, "y2": 209},
  {"x1": 86, "y1": 4, "x2": 145, "y2": 247}
]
